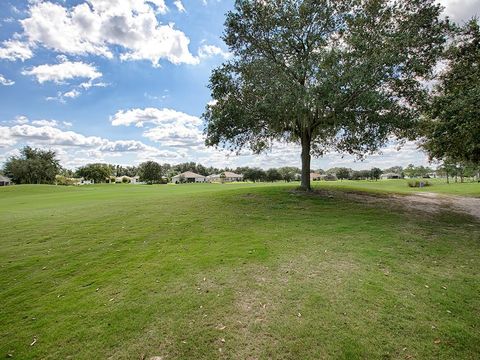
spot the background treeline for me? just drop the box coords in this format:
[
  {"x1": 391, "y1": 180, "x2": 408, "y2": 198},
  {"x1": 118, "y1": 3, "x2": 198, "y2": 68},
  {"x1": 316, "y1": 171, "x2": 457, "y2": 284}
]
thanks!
[{"x1": 3, "y1": 146, "x2": 479, "y2": 185}]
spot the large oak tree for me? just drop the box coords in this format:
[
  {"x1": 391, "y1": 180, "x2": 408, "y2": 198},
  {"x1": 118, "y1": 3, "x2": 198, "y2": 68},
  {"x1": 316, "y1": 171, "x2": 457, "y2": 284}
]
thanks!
[{"x1": 203, "y1": 0, "x2": 448, "y2": 190}]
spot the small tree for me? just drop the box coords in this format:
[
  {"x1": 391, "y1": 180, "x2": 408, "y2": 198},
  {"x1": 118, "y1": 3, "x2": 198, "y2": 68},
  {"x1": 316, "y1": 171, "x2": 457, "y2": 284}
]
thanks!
[
  {"x1": 278, "y1": 167, "x2": 299, "y2": 182},
  {"x1": 138, "y1": 161, "x2": 163, "y2": 184},
  {"x1": 243, "y1": 167, "x2": 266, "y2": 182},
  {"x1": 335, "y1": 168, "x2": 351, "y2": 181},
  {"x1": 266, "y1": 168, "x2": 282, "y2": 182},
  {"x1": 370, "y1": 168, "x2": 382, "y2": 181}
]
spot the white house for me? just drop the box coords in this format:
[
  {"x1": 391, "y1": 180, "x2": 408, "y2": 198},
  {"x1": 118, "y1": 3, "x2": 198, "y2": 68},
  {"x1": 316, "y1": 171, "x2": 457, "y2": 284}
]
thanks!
[
  {"x1": 115, "y1": 175, "x2": 143, "y2": 184},
  {"x1": 381, "y1": 173, "x2": 402, "y2": 180},
  {"x1": 207, "y1": 171, "x2": 244, "y2": 183},
  {"x1": 115, "y1": 176, "x2": 130, "y2": 183},
  {"x1": 171, "y1": 171, "x2": 206, "y2": 184},
  {"x1": 131, "y1": 176, "x2": 141, "y2": 184},
  {"x1": 0, "y1": 175, "x2": 12, "y2": 186},
  {"x1": 80, "y1": 178, "x2": 94, "y2": 185}
]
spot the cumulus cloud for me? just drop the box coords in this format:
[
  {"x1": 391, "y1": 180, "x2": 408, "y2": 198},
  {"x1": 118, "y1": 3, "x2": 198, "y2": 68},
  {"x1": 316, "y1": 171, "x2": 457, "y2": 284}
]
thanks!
[
  {"x1": 5, "y1": 0, "x2": 197, "y2": 67},
  {"x1": 110, "y1": 107, "x2": 204, "y2": 147},
  {"x1": 198, "y1": 44, "x2": 231, "y2": 59},
  {"x1": 0, "y1": 74, "x2": 15, "y2": 86},
  {"x1": 0, "y1": 121, "x2": 181, "y2": 166},
  {"x1": 22, "y1": 60, "x2": 102, "y2": 84},
  {"x1": 0, "y1": 127, "x2": 18, "y2": 148},
  {"x1": 63, "y1": 89, "x2": 81, "y2": 98},
  {"x1": 174, "y1": 0, "x2": 186, "y2": 12},
  {"x1": 0, "y1": 39, "x2": 33, "y2": 61},
  {"x1": 31, "y1": 119, "x2": 59, "y2": 127},
  {"x1": 13, "y1": 116, "x2": 29, "y2": 125}
]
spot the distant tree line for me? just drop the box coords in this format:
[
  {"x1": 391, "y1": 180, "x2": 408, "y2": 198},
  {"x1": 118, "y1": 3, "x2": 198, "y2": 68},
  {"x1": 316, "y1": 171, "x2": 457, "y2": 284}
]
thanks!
[{"x1": 3, "y1": 146, "x2": 479, "y2": 185}]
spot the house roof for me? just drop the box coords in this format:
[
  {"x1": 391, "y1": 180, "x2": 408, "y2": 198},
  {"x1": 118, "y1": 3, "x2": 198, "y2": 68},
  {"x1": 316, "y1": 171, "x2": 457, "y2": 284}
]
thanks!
[
  {"x1": 208, "y1": 171, "x2": 243, "y2": 178},
  {"x1": 224, "y1": 171, "x2": 243, "y2": 178},
  {"x1": 173, "y1": 171, "x2": 205, "y2": 179},
  {"x1": 0, "y1": 175, "x2": 11, "y2": 182},
  {"x1": 310, "y1": 173, "x2": 322, "y2": 178}
]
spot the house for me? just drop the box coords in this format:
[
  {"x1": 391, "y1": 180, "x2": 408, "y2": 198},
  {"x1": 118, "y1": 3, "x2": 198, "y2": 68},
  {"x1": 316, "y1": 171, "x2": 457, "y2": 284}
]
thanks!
[
  {"x1": 115, "y1": 176, "x2": 131, "y2": 183},
  {"x1": 79, "y1": 178, "x2": 94, "y2": 185},
  {"x1": 171, "y1": 171, "x2": 206, "y2": 184},
  {"x1": 310, "y1": 173, "x2": 323, "y2": 181},
  {"x1": 131, "y1": 176, "x2": 141, "y2": 184},
  {"x1": 381, "y1": 173, "x2": 402, "y2": 180},
  {"x1": 207, "y1": 171, "x2": 244, "y2": 183},
  {"x1": 0, "y1": 175, "x2": 12, "y2": 186},
  {"x1": 113, "y1": 175, "x2": 143, "y2": 184}
]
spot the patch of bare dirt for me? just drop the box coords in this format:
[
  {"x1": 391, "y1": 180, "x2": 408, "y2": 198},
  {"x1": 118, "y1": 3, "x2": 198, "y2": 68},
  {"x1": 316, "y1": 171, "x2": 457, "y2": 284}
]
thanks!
[{"x1": 295, "y1": 189, "x2": 480, "y2": 221}]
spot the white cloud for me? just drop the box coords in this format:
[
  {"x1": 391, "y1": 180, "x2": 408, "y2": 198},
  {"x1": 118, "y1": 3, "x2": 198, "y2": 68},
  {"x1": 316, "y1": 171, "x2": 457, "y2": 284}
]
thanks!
[
  {"x1": 111, "y1": 107, "x2": 201, "y2": 127},
  {"x1": 80, "y1": 80, "x2": 108, "y2": 89},
  {"x1": 0, "y1": 119, "x2": 185, "y2": 166},
  {"x1": 439, "y1": 0, "x2": 480, "y2": 22},
  {"x1": 22, "y1": 60, "x2": 102, "y2": 84},
  {"x1": 13, "y1": 116, "x2": 29, "y2": 125},
  {"x1": 7, "y1": 0, "x2": 197, "y2": 67},
  {"x1": 63, "y1": 121, "x2": 73, "y2": 127},
  {"x1": 7, "y1": 124, "x2": 105, "y2": 147},
  {"x1": 174, "y1": 0, "x2": 186, "y2": 12},
  {"x1": 0, "y1": 127, "x2": 18, "y2": 147},
  {"x1": 0, "y1": 74, "x2": 15, "y2": 86},
  {"x1": 0, "y1": 39, "x2": 33, "y2": 61},
  {"x1": 198, "y1": 44, "x2": 231, "y2": 59},
  {"x1": 46, "y1": 90, "x2": 83, "y2": 103},
  {"x1": 31, "y1": 119, "x2": 59, "y2": 127},
  {"x1": 63, "y1": 89, "x2": 81, "y2": 98},
  {"x1": 110, "y1": 107, "x2": 204, "y2": 147}
]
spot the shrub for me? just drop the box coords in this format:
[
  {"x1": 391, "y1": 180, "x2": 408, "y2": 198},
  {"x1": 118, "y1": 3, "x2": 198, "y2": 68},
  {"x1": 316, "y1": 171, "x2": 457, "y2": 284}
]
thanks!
[
  {"x1": 55, "y1": 175, "x2": 78, "y2": 186},
  {"x1": 407, "y1": 180, "x2": 431, "y2": 188},
  {"x1": 122, "y1": 177, "x2": 130, "y2": 183}
]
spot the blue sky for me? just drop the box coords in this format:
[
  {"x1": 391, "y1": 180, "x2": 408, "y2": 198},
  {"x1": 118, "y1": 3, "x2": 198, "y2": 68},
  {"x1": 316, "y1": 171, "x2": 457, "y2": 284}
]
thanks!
[{"x1": 0, "y1": 0, "x2": 478, "y2": 170}]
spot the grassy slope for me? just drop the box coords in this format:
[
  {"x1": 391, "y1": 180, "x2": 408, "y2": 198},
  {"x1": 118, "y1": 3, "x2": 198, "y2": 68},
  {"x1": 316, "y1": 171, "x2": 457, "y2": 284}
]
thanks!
[{"x1": 0, "y1": 183, "x2": 479, "y2": 359}]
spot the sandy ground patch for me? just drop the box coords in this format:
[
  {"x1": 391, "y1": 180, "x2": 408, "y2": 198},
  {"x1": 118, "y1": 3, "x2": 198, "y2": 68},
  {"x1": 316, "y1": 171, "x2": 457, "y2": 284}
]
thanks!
[{"x1": 301, "y1": 190, "x2": 480, "y2": 221}]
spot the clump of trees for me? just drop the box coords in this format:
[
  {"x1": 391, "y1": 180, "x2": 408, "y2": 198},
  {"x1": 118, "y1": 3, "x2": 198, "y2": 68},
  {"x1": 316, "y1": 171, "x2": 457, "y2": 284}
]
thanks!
[
  {"x1": 3, "y1": 146, "x2": 60, "y2": 184},
  {"x1": 76, "y1": 163, "x2": 113, "y2": 184}
]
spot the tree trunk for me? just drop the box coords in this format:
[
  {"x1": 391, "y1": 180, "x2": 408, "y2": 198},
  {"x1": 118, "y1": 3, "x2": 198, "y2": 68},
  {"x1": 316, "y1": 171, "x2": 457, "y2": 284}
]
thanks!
[{"x1": 300, "y1": 132, "x2": 312, "y2": 191}]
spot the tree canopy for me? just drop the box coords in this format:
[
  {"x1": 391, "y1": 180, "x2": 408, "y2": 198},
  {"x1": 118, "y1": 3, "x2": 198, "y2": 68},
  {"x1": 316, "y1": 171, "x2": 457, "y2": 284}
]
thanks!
[
  {"x1": 76, "y1": 163, "x2": 113, "y2": 183},
  {"x1": 204, "y1": 0, "x2": 448, "y2": 190},
  {"x1": 3, "y1": 146, "x2": 60, "y2": 184},
  {"x1": 138, "y1": 161, "x2": 163, "y2": 184},
  {"x1": 422, "y1": 20, "x2": 480, "y2": 165}
]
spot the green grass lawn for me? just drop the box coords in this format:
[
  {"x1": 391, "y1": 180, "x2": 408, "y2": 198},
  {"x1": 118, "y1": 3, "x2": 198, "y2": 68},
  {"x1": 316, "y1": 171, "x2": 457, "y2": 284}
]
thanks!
[
  {"x1": 312, "y1": 178, "x2": 480, "y2": 197},
  {"x1": 1, "y1": 183, "x2": 479, "y2": 359}
]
